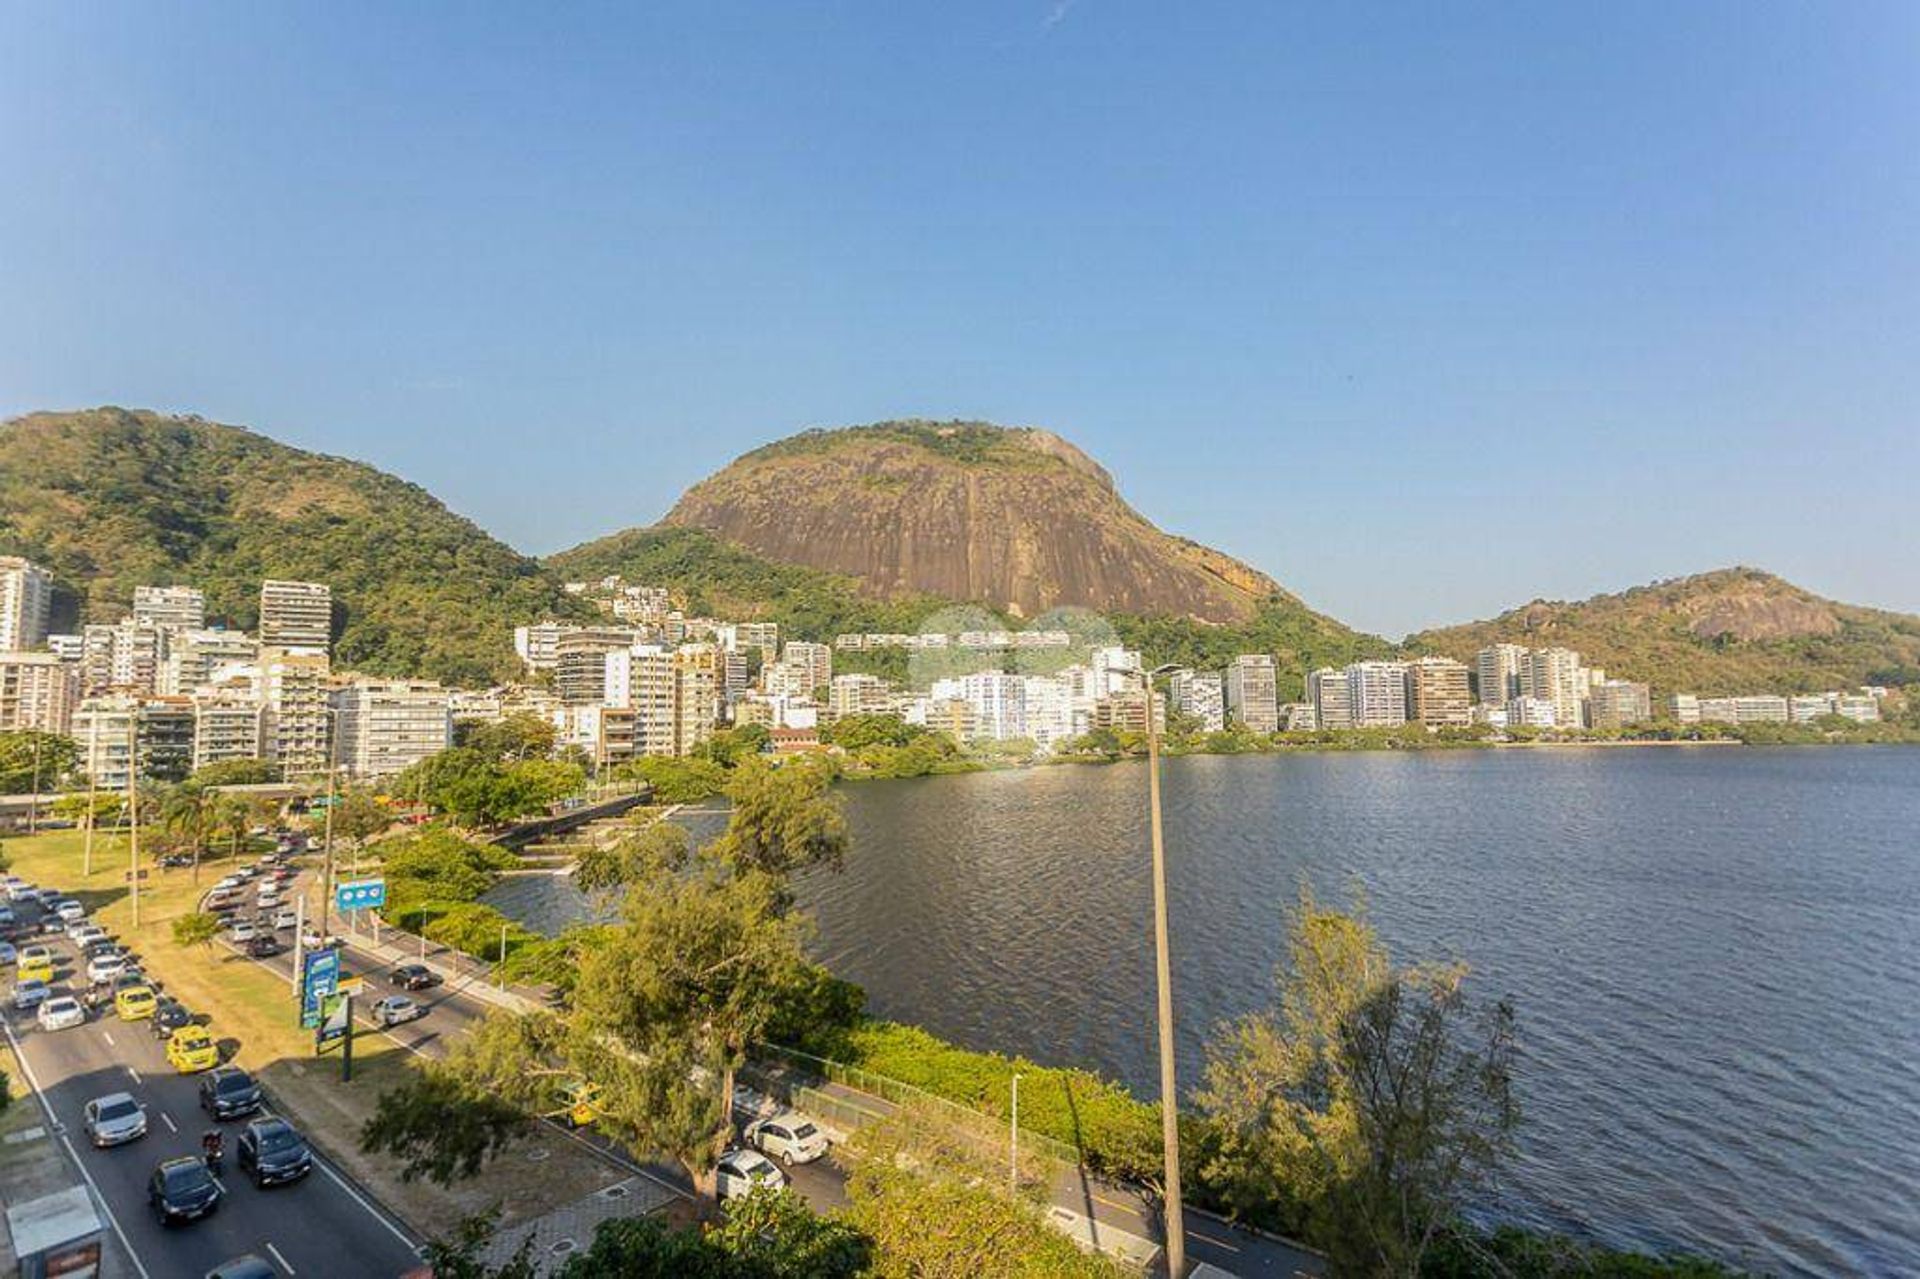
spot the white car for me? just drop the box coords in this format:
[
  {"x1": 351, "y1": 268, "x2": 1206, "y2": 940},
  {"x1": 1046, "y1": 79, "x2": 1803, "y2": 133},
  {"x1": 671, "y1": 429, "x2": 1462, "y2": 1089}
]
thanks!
[
  {"x1": 370, "y1": 996, "x2": 425, "y2": 1027},
  {"x1": 37, "y1": 995, "x2": 86, "y2": 1031},
  {"x1": 256, "y1": 890, "x2": 281, "y2": 909},
  {"x1": 68, "y1": 923, "x2": 108, "y2": 947},
  {"x1": 715, "y1": 1148, "x2": 788, "y2": 1200},
  {"x1": 214, "y1": 875, "x2": 243, "y2": 892},
  {"x1": 227, "y1": 921, "x2": 259, "y2": 943},
  {"x1": 270, "y1": 909, "x2": 298, "y2": 930},
  {"x1": 744, "y1": 1110, "x2": 830, "y2": 1166},
  {"x1": 53, "y1": 899, "x2": 87, "y2": 922},
  {"x1": 86, "y1": 954, "x2": 129, "y2": 985},
  {"x1": 0, "y1": 875, "x2": 25, "y2": 897}
]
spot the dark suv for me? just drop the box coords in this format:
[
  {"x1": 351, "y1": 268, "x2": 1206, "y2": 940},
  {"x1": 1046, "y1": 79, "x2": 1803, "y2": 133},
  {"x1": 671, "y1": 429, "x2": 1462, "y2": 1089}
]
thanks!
[
  {"x1": 198, "y1": 1066, "x2": 263, "y2": 1120},
  {"x1": 237, "y1": 1116, "x2": 312, "y2": 1187}
]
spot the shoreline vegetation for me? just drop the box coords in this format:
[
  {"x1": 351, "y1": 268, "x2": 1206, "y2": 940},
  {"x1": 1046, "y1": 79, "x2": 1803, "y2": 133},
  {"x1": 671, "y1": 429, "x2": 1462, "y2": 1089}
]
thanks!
[{"x1": 374, "y1": 733, "x2": 1746, "y2": 1275}]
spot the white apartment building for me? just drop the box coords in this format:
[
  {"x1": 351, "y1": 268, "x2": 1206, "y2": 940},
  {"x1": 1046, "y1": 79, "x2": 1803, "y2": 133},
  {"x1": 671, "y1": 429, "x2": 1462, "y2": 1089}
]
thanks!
[
  {"x1": 80, "y1": 619, "x2": 169, "y2": 696},
  {"x1": 1789, "y1": 695, "x2": 1832, "y2": 724},
  {"x1": 1225, "y1": 654, "x2": 1280, "y2": 733},
  {"x1": 960, "y1": 672, "x2": 1027, "y2": 743},
  {"x1": 72, "y1": 696, "x2": 196, "y2": 789},
  {"x1": 1021, "y1": 675, "x2": 1074, "y2": 751},
  {"x1": 1669, "y1": 693, "x2": 1701, "y2": 724},
  {"x1": 132, "y1": 585, "x2": 206, "y2": 632},
  {"x1": 1833, "y1": 694, "x2": 1881, "y2": 723},
  {"x1": 261, "y1": 647, "x2": 332, "y2": 776},
  {"x1": 828, "y1": 673, "x2": 890, "y2": 721},
  {"x1": 0, "y1": 652, "x2": 77, "y2": 734},
  {"x1": 782, "y1": 642, "x2": 834, "y2": 695},
  {"x1": 1306, "y1": 667, "x2": 1353, "y2": 730},
  {"x1": 191, "y1": 695, "x2": 267, "y2": 770},
  {"x1": 1474, "y1": 644, "x2": 1528, "y2": 706},
  {"x1": 1524, "y1": 648, "x2": 1588, "y2": 729},
  {"x1": 258, "y1": 580, "x2": 332, "y2": 650},
  {"x1": 604, "y1": 645, "x2": 679, "y2": 757},
  {"x1": 160, "y1": 628, "x2": 259, "y2": 696},
  {"x1": 332, "y1": 680, "x2": 452, "y2": 778},
  {"x1": 673, "y1": 645, "x2": 724, "y2": 756},
  {"x1": 47, "y1": 633, "x2": 84, "y2": 662},
  {"x1": 1506, "y1": 696, "x2": 1558, "y2": 729},
  {"x1": 514, "y1": 622, "x2": 581, "y2": 672},
  {"x1": 1090, "y1": 646, "x2": 1144, "y2": 699},
  {"x1": 0, "y1": 557, "x2": 53, "y2": 653},
  {"x1": 1346, "y1": 661, "x2": 1409, "y2": 728},
  {"x1": 1589, "y1": 680, "x2": 1653, "y2": 729},
  {"x1": 1167, "y1": 669, "x2": 1226, "y2": 733}
]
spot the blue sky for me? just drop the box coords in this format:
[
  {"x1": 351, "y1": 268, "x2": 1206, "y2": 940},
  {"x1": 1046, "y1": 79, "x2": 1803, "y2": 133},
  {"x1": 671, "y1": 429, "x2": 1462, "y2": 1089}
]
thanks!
[{"x1": 2, "y1": 2, "x2": 1915, "y2": 637}]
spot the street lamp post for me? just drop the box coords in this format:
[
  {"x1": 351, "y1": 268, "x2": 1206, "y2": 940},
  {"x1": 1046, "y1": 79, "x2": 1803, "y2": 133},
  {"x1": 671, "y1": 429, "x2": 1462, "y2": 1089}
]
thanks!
[
  {"x1": 1139, "y1": 663, "x2": 1186, "y2": 1277},
  {"x1": 125, "y1": 715, "x2": 141, "y2": 929},
  {"x1": 320, "y1": 708, "x2": 340, "y2": 938},
  {"x1": 82, "y1": 717, "x2": 99, "y2": 876},
  {"x1": 1010, "y1": 1072, "x2": 1022, "y2": 1193}
]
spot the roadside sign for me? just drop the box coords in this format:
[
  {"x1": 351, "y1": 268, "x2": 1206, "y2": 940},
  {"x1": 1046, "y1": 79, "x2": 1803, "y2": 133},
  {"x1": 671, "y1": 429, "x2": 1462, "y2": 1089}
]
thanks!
[
  {"x1": 300, "y1": 947, "x2": 340, "y2": 1028},
  {"x1": 335, "y1": 878, "x2": 387, "y2": 912},
  {"x1": 337, "y1": 975, "x2": 365, "y2": 997},
  {"x1": 316, "y1": 992, "x2": 351, "y2": 1051}
]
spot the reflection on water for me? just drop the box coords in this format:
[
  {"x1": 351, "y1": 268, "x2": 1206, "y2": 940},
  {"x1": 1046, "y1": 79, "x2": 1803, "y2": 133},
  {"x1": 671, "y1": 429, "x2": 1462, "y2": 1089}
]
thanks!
[{"x1": 486, "y1": 747, "x2": 1920, "y2": 1276}]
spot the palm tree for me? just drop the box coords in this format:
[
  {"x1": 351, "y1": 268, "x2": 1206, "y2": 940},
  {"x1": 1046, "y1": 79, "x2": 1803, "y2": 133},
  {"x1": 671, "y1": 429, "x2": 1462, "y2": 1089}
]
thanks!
[{"x1": 157, "y1": 785, "x2": 216, "y2": 885}]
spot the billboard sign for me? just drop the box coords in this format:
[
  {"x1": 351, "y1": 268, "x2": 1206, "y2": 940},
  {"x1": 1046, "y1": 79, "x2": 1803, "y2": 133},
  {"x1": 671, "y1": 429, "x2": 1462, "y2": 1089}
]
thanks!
[
  {"x1": 300, "y1": 946, "x2": 340, "y2": 1028},
  {"x1": 335, "y1": 879, "x2": 387, "y2": 912}
]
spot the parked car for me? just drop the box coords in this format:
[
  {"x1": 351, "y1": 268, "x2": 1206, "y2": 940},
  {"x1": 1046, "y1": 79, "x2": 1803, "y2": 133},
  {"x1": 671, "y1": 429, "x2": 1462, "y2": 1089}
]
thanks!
[
  {"x1": 158, "y1": 853, "x2": 194, "y2": 869},
  {"x1": 0, "y1": 905, "x2": 15, "y2": 926},
  {"x1": 388, "y1": 963, "x2": 438, "y2": 991},
  {"x1": 715, "y1": 1147, "x2": 788, "y2": 1200},
  {"x1": 11, "y1": 978, "x2": 50, "y2": 1010},
  {"x1": 83, "y1": 1092, "x2": 149, "y2": 1147},
  {"x1": 166, "y1": 1026, "x2": 220, "y2": 1073},
  {"x1": 87, "y1": 953, "x2": 130, "y2": 985},
  {"x1": 150, "y1": 998, "x2": 193, "y2": 1040},
  {"x1": 370, "y1": 996, "x2": 425, "y2": 1028},
  {"x1": 227, "y1": 921, "x2": 259, "y2": 944},
  {"x1": 199, "y1": 1065, "x2": 264, "y2": 1120},
  {"x1": 744, "y1": 1110, "x2": 831, "y2": 1166},
  {"x1": 556, "y1": 1080, "x2": 602, "y2": 1129},
  {"x1": 244, "y1": 935, "x2": 282, "y2": 959},
  {"x1": 38, "y1": 995, "x2": 86, "y2": 1031},
  {"x1": 0, "y1": 875, "x2": 25, "y2": 897},
  {"x1": 237, "y1": 1116, "x2": 312, "y2": 1187},
  {"x1": 148, "y1": 1155, "x2": 222, "y2": 1224},
  {"x1": 269, "y1": 909, "x2": 298, "y2": 931},
  {"x1": 84, "y1": 938, "x2": 127, "y2": 960},
  {"x1": 115, "y1": 984, "x2": 158, "y2": 1021}
]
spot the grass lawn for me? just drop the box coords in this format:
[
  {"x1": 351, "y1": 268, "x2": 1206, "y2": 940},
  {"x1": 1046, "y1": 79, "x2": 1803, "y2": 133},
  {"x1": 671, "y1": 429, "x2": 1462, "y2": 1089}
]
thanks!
[{"x1": 3, "y1": 827, "x2": 629, "y2": 1235}]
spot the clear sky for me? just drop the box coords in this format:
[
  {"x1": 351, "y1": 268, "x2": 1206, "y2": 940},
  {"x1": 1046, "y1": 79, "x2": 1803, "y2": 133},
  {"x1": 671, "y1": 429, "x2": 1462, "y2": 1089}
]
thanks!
[{"x1": 2, "y1": 3, "x2": 1915, "y2": 637}]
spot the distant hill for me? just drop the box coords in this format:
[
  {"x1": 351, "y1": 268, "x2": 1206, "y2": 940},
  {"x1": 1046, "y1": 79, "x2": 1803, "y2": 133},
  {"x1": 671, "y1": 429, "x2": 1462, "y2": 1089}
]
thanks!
[
  {"x1": 1408, "y1": 568, "x2": 1920, "y2": 696},
  {"x1": 0, "y1": 407, "x2": 584, "y2": 685}
]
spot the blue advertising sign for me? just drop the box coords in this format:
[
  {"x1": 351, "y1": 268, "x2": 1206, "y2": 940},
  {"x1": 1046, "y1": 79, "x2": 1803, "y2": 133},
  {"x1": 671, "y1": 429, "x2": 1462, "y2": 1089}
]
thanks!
[
  {"x1": 300, "y1": 946, "x2": 340, "y2": 1028},
  {"x1": 335, "y1": 878, "x2": 387, "y2": 912}
]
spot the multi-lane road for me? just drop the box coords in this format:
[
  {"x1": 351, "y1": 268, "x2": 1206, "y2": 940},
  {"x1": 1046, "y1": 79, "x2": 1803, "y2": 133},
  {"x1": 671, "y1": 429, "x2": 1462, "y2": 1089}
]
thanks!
[{"x1": 3, "y1": 900, "x2": 422, "y2": 1279}]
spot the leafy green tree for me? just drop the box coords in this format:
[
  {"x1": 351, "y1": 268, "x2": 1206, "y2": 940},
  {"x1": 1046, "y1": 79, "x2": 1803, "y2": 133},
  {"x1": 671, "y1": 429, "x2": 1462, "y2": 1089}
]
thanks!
[
  {"x1": 823, "y1": 713, "x2": 922, "y2": 751},
  {"x1": 172, "y1": 912, "x2": 223, "y2": 950},
  {"x1": 331, "y1": 788, "x2": 392, "y2": 846},
  {"x1": 0, "y1": 731, "x2": 80, "y2": 793},
  {"x1": 1198, "y1": 887, "x2": 1517, "y2": 1274},
  {"x1": 553, "y1": 1187, "x2": 868, "y2": 1277},
  {"x1": 416, "y1": 1206, "x2": 537, "y2": 1279},
  {"x1": 188, "y1": 757, "x2": 281, "y2": 787},
  {"x1": 457, "y1": 713, "x2": 558, "y2": 762},
  {"x1": 693, "y1": 723, "x2": 770, "y2": 766},
  {"x1": 156, "y1": 784, "x2": 218, "y2": 883},
  {"x1": 613, "y1": 756, "x2": 729, "y2": 804},
  {"x1": 709, "y1": 757, "x2": 847, "y2": 882},
  {"x1": 572, "y1": 821, "x2": 690, "y2": 897}
]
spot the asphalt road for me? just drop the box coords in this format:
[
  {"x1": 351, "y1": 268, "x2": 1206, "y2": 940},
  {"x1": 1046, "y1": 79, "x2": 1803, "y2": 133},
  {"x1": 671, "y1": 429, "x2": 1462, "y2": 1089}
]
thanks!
[{"x1": 3, "y1": 913, "x2": 423, "y2": 1279}]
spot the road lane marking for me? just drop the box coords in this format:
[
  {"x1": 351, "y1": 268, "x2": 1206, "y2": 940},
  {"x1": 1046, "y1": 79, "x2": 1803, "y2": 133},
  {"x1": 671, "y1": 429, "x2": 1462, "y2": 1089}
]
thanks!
[
  {"x1": 126, "y1": 1065, "x2": 141, "y2": 1083},
  {"x1": 1, "y1": 1016, "x2": 153, "y2": 1279},
  {"x1": 314, "y1": 1156, "x2": 419, "y2": 1249},
  {"x1": 265, "y1": 1241, "x2": 296, "y2": 1274},
  {"x1": 102, "y1": 1030, "x2": 114, "y2": 1046},
  {"x1": 1189, "y1": 1228, "x2": 1239, "y2": 1250},
  {"x1": 160, "y1": 1110, "x2": 177, "y2": 1132}
]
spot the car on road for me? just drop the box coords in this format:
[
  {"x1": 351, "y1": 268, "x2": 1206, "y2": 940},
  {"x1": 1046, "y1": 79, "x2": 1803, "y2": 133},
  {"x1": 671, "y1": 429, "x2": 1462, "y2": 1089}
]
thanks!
[
  {"x1": 52, "y1": 899, "x2": 86, "y2": 922},
  {"x1": 166, "y1": 1025, "x2": 220, "y2": 1072},
  {"x1": 159, "y1": 853, "x2": 194, "y2": 869},
  {"x1": 0, "y1": 875, "x2": 25, "y2": 897},
  {"x1": 269, "y1": 908, "x2": 298, "y2": 930},
  {"x1": 237, "y1": 1116, "x2": 312, "y2": 1187},
  {"x1": 226, "y1": 921, "x2": 259, "y2": 944},
  {"x1": 0, "y1": 940, "x2": 15, "y2": 965},
  {"x1": 84, "y1": 938, "x2": 127, "y2": 960},
  {"x1": 115, "y1": 984, "x2": 158, "y2": 1020},
  {"x1": 38, "y1": 995, "x2": 86, "y2": 1031},
  {"x1": 244, "y1": 935, "x2": 283, "y2": 959},
  {"x1": 388, "y1": 963, "x2": 438, "y2": 990},
  {"x1": 206, "y1": 1257, "x2": 277, "y2": 1279},
  {"x1": 299, "y1": 927, "x2": 342, "y2": 951},
  {"x1": 556, "y1": 1080, "x2": 602, "y2": 1129},
  {"x1": 370, "y1": 995, "x2": 425, "y2": 1027},
  {"x1": 0, "y1": 904, "x2": 14, "y2": 927},
  {"x1": 68, "y1": 923, "x2": 108, "y2": 947},
  {"x1": 150, "y1": 997, "x2": 193, "y2": 1038},
  {"x1": 743, "y1": 1110, "x2": 831, "y2": 1166},
  {"x1": 148, "y1": 1155, "x2": 222, "y2": 1224},
  {"x1": 83, "y1": 1092, "x2": 149, "y2": 1147},
  {"x1": 87, "y1": 953, "x2": 129, "y2": 985},
  {"x1": 199, "y1": 1065, "x2": 264, "y2": 1120},
  {"x1": 715, "y1": 1147, "x2": 788, "y2": 1200},
  {"x1": 17, "y1": 940, "x2": 54, "y2": 972},
  {"x1": 11, "y1": 978, "x2": 49, "y2": 1010}
]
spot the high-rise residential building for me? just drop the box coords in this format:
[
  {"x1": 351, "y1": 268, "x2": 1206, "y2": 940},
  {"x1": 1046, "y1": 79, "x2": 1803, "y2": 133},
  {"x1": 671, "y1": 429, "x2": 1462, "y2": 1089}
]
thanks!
[
  {"x1": 719, "y1": 622, "x2": 780, "y2": 661},
  {"x1": 1090, "y1": 646, "x2": 1145, "y2": 699},
  {"x1": 1506, "y1": 696, "x2": 1558, "y2": 729},
  {"x1": 1306, "y1": 667, "x2": 1353, "y2": 730},
  {"x1": 261, "y1": 647, "x2": 332, "y2": 776},
  {"x1": 80, "y1": 619, "x2": 169, "y2": 696},
  {"x1": 257, "y1": 580, "x2": 332, "y2": 650},
  {"x1": 553, "y1": 628, "x2": 640, "y2": 705},
  {"x1": 722, "y1": 650, "x2": 752, "y2": 703},
  {"x1": 1346, "y1": 661, "x2": 1409, "y2": 727},
  {"x1": 0, "y1": 557, "x2": 53, "y2": 652},
  {"x1": 160, "y1": 628, "x2": 259, "y2": 696},
  {"x1": 1474, "y1": 644, "x2": 1528, "y2": 706},
  {"x1": 604, "y1": 645, "x2": 678, "y2": 757},
  {"x1": 1167, "y1": 669, "x2": 1226, "y2": 732},
  {"x1": 827, "y1": 673, "x2": 890, "y2": 721},
  {"x1": 1405, "y1": 657, "x2": 1472, "y2": 727},
  {"x1": 72, "y1": 695, "x2": 196, "y2": 789},
  {"x1": 1589, "y1": 680, "x2": 1653, "y2": 729},
  {"x1": 1092, "y1": 688, "x2": 1165, "y2": 735},
  {"x1": 333, "y1": 680, "x2": 453, "y2": 777},
  {"x1": 132, "y1": 585, "x2": 207, "y2": 632},
  {"x1": 1224, "y1": 654, "x2": 1280, "y2": 733},
  {"x1": 0, "y1": 652, "x2": 78, "y2": 734},
  {"x1": 960, "y1": 672, "x2": 1026, "y2": 742},
  {"x1": 673, "y1": 645, "x2": 724, "y2": 756},
  {"x1": 190, "y1": 695, "x2": 267, "y2": 771},
  {"x1": 47, "y1": 633, "x2": 84, "y2": 663},
  {"x1": 1523, "y1": 647, "x2": 1587, "y2": 729},
  {"x1": 514, "y1": 622, "x2": 582, "y2": 672},
  {"x1": 1021, "y1": 675, "x2": 1074, "y2": 751},
  {"x1": 782, "y1": 642, "x2": 833, "y2": 696}
]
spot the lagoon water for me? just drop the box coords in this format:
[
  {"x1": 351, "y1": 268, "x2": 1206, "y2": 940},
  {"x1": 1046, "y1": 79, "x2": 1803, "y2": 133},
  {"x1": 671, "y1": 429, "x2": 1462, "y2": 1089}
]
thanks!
[{"x1": 486, "y1": 747, "x2": 1920, "y2": 1275}]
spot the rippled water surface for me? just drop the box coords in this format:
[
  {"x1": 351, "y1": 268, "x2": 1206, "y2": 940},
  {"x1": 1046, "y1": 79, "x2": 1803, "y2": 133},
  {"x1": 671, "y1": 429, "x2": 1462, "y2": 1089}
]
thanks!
[{"x1": 487, "y1": 747, "x2": 1920, "y2": 1274}]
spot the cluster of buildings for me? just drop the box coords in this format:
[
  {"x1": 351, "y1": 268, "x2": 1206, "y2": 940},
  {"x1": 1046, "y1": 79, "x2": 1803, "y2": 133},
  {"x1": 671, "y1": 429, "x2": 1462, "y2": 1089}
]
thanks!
[
  {"x1": 1669, "y1": 690, "x2": 1881, "y2": 725},
  {"x1": 0, "y1": 557, "x2": 455, "y2": 788}
]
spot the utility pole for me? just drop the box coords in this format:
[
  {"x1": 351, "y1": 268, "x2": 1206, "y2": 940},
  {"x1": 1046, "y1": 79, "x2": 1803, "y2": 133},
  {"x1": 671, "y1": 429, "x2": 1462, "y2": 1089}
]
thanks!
[
  {"x1": 341, "y1": 991, "x2": 355, "y2": 1083},
  {"x1": 27, "y1": 733, "x2": 41, "y2": 834},
  {"x1": 320, "y1": 711, "x2": 339, "y2": 937},
  {"x1": 125, "y1": 716, "x2": 140, "y2": 929},
  {"x1": 1142, "y1": 666, "x2": 1185, "y2": 1277},
  {"x1": 497, "y1": 922, "x2": 508, "y2": 988},
  {"x1": 82, "y1": 717, "x2": 99, "y2": 876},
  {"x1": 1010, "y1": 1072, "x2": 1021, "y2": 1193}
]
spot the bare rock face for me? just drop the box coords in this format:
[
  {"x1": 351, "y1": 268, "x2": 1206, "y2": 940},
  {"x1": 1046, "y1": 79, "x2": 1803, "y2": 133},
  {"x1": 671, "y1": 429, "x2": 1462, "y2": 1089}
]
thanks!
[{"x1": 662, "y1": 421, "x2": 1279, "y2": 622}]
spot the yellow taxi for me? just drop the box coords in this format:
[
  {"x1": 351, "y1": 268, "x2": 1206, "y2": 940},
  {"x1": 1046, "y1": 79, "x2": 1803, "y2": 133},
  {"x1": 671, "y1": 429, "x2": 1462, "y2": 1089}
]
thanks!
[
  {"x1": 165, "y1": 1025, "x2": 220, "y2": 1073},
  {"x1": 16, "y1": 945, "x2": 54, "y2": 985},
  {"x1": 556, "y1": 1080, "x2": 603, "y2": 1129},
  {"x1": 114, "y1": 984, "x2": 157, "y2": 1020}
]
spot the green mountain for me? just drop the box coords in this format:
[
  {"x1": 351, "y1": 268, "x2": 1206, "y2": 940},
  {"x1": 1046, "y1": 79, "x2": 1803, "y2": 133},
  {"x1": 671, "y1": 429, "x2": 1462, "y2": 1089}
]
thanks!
[
  {"x1": 1408, "y1": 567, "x2": 1920, "y2": 697},
  {"x1": 0, "y1": 407, "x2": 585, "y2": 685}
]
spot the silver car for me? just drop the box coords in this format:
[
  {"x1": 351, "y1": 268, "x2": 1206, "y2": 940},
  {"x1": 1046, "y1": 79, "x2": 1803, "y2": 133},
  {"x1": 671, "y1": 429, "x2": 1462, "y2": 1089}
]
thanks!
[
  {"x1": 38, "y1": 995, "x2": 86, "y2": 1031},
  {"x1": 84, "y1": 1092, "x2": 149, "y2": 1147},
  {"x1": 744, "y1": 1110, "x2": 831, "y2": 1166},
  {"x1": 371, "y1": 996, "x2": 425, "y2": 1027}
]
